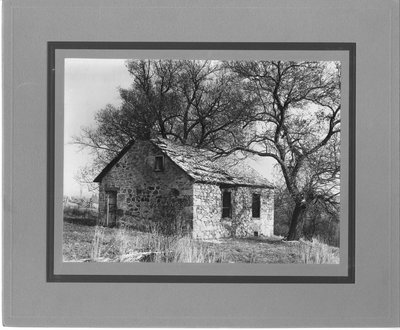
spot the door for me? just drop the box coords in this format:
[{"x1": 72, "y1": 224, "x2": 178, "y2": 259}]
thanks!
[{"x1": 106, "y1": 191, "x2": 117, "y2": 226}]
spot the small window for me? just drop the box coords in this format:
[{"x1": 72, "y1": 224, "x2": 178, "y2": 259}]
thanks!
[
  {"x1": 222, "y1": 191, "x2": 232, "y2": 218},
  {"x1": 170, "y1": 188, "x2": 180, "y2": 196},
  {"x1": 252, "y1": 193, "x2": 261, "y2": 218},
  {"x1": 154, "y1": 156, "x2": 164, "y2": 172}
]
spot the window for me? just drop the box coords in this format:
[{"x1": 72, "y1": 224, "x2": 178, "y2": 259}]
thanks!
[
  {"x1": 170, "y1": 188, "x2": 180, "y2": 197},
  {"x1": 252, "y1": 193, "x2": 261, "y2": 218},
  {"x1": 222, "y1": 191, "x2": 232, "y2": 218},
  {"x1": 154, "y1": 156, "x2": 164, "y2": 171}
]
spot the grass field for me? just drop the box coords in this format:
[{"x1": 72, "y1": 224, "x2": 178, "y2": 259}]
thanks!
[{"x1": 63, "y1": 217, "x2": 339, "y2": 264}]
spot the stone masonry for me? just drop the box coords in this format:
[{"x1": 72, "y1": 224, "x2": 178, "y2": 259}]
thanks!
[
  {"x1": 95, "y1": 138, "x2": 274, "y2": 239},
  {"x1": 97, "y1": 140, "x2": 193, "y2": 228},
  {"x1": 192, "y1": 183, "x2": 274, "y2": 239}
]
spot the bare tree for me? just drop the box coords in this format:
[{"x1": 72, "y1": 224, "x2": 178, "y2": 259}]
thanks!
[
  {"x1": 214, "y1": 61, "x2": 341, "y2": 240},
  {"x1": 72, "y1": 59, "x2": 255, "y2": 168},
  {"x1": 72, "y1": 59, "x2": 340, "y2": 241}
]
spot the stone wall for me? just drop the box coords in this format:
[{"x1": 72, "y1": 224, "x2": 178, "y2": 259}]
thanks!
[
  {"x1": 97, "y1": 140, "x2": 274, "y2": 238},
  {"x1": 192, "y1": 183, "x2": 274, "y2": 239},
  {"x1": 98, "y1": 140, "x2": 193, "y2": 230},
  {"x1": 192, "y1": 183, "x2": 229, "y2": 239},
  {"x1": 231, "y1": 186, "x2": 274, "y2": 237}
]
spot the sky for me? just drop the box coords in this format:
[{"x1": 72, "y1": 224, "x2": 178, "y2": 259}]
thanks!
[
  {"x1": 64, "y1": 59, "x2": 132, "y2": 197},
  {"x1": 63, "y1": 59, "x2": 277, "y2": 198}
]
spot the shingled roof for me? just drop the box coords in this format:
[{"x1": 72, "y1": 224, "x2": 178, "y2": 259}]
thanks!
[
  {"x1": 94, "y1": 138, "x2": 273, "y2": 188},
  {"x1": 152, "y1": 138, "x2": 273, "y2": 188}
]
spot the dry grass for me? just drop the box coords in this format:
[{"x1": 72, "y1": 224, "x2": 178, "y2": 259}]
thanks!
[
  {"x1": 298, "y1": 238, "x2": 340, "y2": 264},
  {"x1": 63, "y1": 219, "x2": 339, "y2": 264},
  {"x1": 169, "y1": 236, "x2": 227, "y2": 263}
]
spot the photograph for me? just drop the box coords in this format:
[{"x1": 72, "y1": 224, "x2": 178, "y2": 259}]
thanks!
[
  {"x1": 63, "y1": 58, "x2": 341, "y2": 264},
  {"x1": 4, "y1": 0, "x2": 399, "y2": 325}
]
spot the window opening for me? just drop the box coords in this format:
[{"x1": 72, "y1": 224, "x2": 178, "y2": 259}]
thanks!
[
  {"x1": 222, "y1": 191, "x2": 232, "y2": 218},
  {"x1": 252, "y1": 193, "x2": 261, "y2": 218},
  {"x1": 154, "y1": 156, "x2": 164, "y2": 171}
]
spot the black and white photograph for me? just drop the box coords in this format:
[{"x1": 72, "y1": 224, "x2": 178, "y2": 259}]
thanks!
[
  {"x1": 63, "y1": 58, "x2": 341, "y2": 264},
  {"x1": 4, "y1": 0, "x2": 400, "y2": 326}
]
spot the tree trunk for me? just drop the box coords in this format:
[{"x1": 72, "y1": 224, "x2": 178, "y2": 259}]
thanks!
[{"x1": 286, "y1": 202, "x2": 306, "y2": 241}]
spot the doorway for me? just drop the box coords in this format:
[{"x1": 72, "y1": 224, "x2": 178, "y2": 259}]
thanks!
[{"x1": 105, "y1": 191, "x2": 117, "y2": 226}]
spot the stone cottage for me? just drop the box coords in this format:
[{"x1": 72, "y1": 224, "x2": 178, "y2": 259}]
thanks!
[{"x1": 93, "y1": 138, "x2": 274, "y2": 239}]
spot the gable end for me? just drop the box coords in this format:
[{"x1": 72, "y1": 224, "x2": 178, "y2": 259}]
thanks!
[{"x1": 93, "y1": 140, "x2": 135, "y2": 182}]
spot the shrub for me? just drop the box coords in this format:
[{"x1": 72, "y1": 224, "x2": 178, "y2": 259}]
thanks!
[
  {"x1": 150, "y1": 195, "x2": 192, "y2": 236},
  {"x1": 302, "y1": 207, "x2": 340, "y2": 247},
  {"x1": 118, "y1": 215, "x2": 151, "y2": 232},
  {"x1": 273, "y1": 187, "x2": 293, "y2": 237},
  {"x1": 64, "y1": 216, "x2": 97, "y2": 227},
  {"x1": 64, "y1": 206, "x2": 98, "y2": 220},
  {"x1": 273, "y1": 186, "x2": 340, "y2": 247}
]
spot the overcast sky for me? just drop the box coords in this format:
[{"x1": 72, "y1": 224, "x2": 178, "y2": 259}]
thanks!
[
  {"x1": 63, "y1": 58, "x2": 277, "y2": 198},
  {"x1": 64, "y1": 59, "x2": 132, "y2": 197}
]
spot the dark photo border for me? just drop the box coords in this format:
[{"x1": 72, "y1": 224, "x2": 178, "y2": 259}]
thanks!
[{"x1": 47, "y1": 42, "x2": 356, "y2": 283}]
